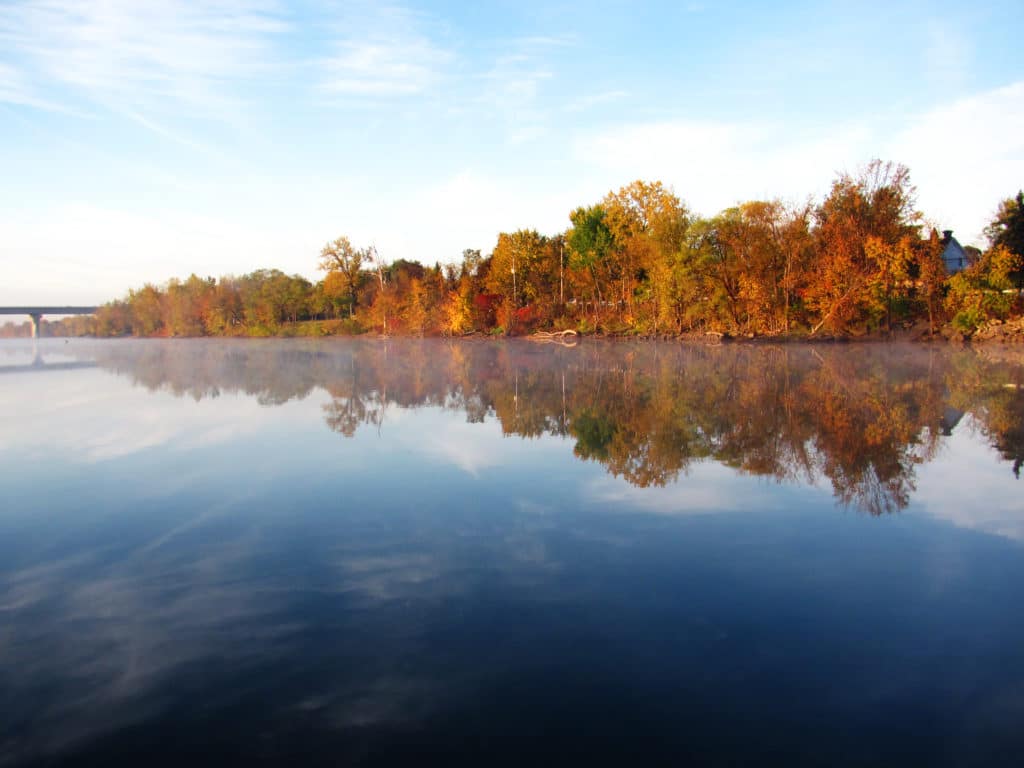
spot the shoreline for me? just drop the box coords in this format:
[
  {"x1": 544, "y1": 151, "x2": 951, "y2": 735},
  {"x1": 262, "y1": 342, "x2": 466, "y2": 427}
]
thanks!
[
  {"x1": 7, "y1": 312, "x2": 1024, "y2": 346},
  {"x1": 8, "y1": 325, "x2": 1024, "y2": 346}
]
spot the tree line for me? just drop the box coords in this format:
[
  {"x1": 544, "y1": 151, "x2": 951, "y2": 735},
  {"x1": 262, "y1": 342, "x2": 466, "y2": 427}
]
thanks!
[{"x1": 19, "y1": 160, "x2": 1024, "y2": 340}]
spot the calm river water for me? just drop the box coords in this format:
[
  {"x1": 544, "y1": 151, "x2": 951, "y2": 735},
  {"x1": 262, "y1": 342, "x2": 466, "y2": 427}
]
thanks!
[{"x1": 1, "y1": 338, "x2": 1023, "y2": 766}]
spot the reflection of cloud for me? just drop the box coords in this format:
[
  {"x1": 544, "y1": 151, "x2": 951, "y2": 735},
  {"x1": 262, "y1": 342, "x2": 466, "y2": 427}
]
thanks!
[
  {"x1": 585, "y1": 462, "x2": 816, "y2": 516},
  {"x1": 336, "y1": 553, "x2": 453, "y2": 602},
  {"x1": 914, "y1": 417, "x2": 1024, "y2": 542},
  {"x1": 420, "y1": 419, "x2": 505, "y2": 476},
  {"x1": 0, "y1": 524, "x2": 292, "y2": 762},
  {"x1": 328, "y1": 675, "x2": 441, "y2": 729},
  {"x1": 0, "y1": 365, "x2": 323, "y2": 465}
]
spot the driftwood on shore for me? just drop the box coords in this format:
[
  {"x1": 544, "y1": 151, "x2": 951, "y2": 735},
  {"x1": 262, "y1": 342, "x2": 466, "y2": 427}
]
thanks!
[{"x1": 528, "y1": 329, "x2": 579, "y2": 346}]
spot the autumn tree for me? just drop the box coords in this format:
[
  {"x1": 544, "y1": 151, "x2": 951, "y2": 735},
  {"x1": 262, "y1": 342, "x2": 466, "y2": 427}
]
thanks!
[
  {"x1": 485, "y1": 230, "x2": 547, "y2": 332},
  {"x1": 166, "y1": 275, "x2": 215, "y2": 336},
  {"x1": 945, "y1": 244, "x2": 1023, "y2": 331},
  {"x1": 366, "y1": 246, "x2": 393, "y2": 334},
  {"x1": 917, "y1": 229, "x2": 947, "y2": 334},
  {"x1": 129, "y1": 284, "x2": 165, "y2": 336},
  {"x1": 403, "y1": 277, "x2": 429, "y2": 335},
  {"x1": 806, "y1": 160, "x2": 921, "y2": 335},
  {"x1": 602, "y1": 180, "x2": 690, "y2": 327},
  {"x1": 319, "y1": 236, "x2": 364, "y2": 317},
  {"x1": 442, "y1": 279, "x2": 474, "y2": 335}
]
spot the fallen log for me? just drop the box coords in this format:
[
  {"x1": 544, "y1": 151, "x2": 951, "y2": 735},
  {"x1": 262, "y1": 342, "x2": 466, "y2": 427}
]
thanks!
[{"x1": 528, "y1": 329, "x2": 579, "y2": 345}]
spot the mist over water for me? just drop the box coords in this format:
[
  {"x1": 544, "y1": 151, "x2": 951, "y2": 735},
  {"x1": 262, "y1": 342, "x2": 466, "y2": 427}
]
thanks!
[{"x1": 1, "y1": 338, "x2": 1023, "y2": 766}]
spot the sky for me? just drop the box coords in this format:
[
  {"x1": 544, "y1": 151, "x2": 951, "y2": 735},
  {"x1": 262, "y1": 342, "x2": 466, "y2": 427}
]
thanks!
[{"x1": 1, "y1": 0, "x2": 1023, "y2": 305}]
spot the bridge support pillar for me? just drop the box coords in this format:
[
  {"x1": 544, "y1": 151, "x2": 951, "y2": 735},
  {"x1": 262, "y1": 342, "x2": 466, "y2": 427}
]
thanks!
[{"x1": 28, "y1": 313, "x2": 42, "y2": 339}]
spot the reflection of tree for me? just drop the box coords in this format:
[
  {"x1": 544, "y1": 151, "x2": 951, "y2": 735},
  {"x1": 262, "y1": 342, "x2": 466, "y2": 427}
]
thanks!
[
  {"x1": 949, "y1": 350, "x2": 1024, "y2": 479},
  {"x1": 81, "y1": 339, "x2": 1024, "y2": 513}
]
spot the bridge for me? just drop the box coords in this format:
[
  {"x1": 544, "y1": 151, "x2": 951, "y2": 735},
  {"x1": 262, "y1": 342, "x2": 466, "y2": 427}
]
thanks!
[{"x1": 0, "y1": 306, "x2": 99, "y2": 338}]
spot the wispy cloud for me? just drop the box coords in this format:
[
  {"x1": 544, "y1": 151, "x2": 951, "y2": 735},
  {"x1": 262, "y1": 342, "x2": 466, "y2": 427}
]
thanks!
[
  {"x1": 505, "y1": 34, "x2": 577, "y2": 48},
  {"x1": 317, "y1": 4, "x2": 452, "y2": 97},
  {"x1": 922, "y1": 18, "x2": 970, "y2": 93},
  {"x1": 0, "y1": 0, "x2": 287, "y2": 120},
  {"x1": 321, "y1": 39, "x2": 451, "y2": 95},
  {"x1": 564, "y1": 89, "x2": 628, "y2": 113},
  {"x1": 0, "y1": 60, "x2": 79, "y2": 113},
  {"x1": 475, "y1": 38, "x2": 566, "y2": 144}
]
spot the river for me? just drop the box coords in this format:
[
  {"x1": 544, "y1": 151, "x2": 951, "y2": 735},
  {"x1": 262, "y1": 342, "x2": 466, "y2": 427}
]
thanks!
[{"x1": 1, "y1": 338, "x2": 1022, "y2": 765}]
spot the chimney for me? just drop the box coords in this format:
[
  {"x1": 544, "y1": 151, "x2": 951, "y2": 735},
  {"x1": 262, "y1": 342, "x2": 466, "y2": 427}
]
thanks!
[{"x1": 942, "y1": 229, "x2": 953, "y2": 244}]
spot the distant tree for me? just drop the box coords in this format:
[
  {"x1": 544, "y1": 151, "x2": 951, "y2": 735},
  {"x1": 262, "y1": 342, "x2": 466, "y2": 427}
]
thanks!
[
  {"x1": 403, "y1": 278, "x2": 429, "y2": 335},
  {"x1": 461, "y1": 248, "x2": 482, "y2": 279},
  {"x1": 319, "y1": 236, "x2": 364, "y2": 317},
  {"x1": 442, "y1": 280, "x2": 474, "y2": 335},
  {"x1": 366, "y1": 246, "x2": 392, "y2": 334},
  {"x1": 129, "y1": 284, "x2": 165, "y2": 336},
  {"x1": 487, "y1": 230, "x2": 546, "y2": 315}
]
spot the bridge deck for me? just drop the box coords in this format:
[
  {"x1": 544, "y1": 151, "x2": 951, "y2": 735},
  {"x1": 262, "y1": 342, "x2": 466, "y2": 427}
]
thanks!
[{"x1": 0, "y1": 306, "x2": 98, "y2": 315}]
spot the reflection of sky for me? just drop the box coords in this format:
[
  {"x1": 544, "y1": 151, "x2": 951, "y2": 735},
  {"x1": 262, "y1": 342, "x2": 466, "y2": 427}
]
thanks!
[
  {"x1": 2, "y1": 339, "x2": 1024, "y2": 764},
  {"x1": 913, "y1": 415, "x2": 1024, "y2": 541}
]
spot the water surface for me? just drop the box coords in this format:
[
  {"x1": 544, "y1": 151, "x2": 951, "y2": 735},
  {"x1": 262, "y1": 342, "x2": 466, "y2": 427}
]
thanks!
[{"x1": 1, "y1": 338, "x2": 1023, "y2": 766}]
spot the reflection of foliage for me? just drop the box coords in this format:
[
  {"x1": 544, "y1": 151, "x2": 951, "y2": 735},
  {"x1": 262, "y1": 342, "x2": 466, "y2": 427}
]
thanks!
[
  {"x1": 82, "y1": 339, "x2": 1024, "y2": 513},
  {"x1": 572, "y1": 410, "x2": 617, "y2": 461}
]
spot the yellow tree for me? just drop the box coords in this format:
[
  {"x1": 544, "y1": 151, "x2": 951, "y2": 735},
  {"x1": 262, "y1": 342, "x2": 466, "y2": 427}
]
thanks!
[
  {"x1": 442, "y1": 280, "x2": 474, "y2": 335},
  {"x1": 602, "y1": 180, "x2": 689, "y2": 324},
  {"x1": 864, "y1": 234, "x2": 915, "y2": 331},
  {"x1": 404, "y1": 278, "x2": 429, "y2": 335},
  {"x1": 486, "y1": 230, "x2": 546, "y2": 317},
  {"x1": 318, "y1": 236, "x2": 364, "y2": 317}
]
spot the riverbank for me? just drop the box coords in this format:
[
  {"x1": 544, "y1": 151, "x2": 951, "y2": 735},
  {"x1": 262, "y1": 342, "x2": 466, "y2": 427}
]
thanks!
[
  {"x1": 554, "y1": 316, "x2": 1024, "y2": 345},
  {"x1": 9, "y1": 312, "x2": 1024, "y2": 344}
]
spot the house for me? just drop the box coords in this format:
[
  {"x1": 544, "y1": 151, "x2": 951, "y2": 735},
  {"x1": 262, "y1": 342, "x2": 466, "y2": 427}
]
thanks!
[{"x1": 941, "y1": 230, "x2": 970, "y2": 274}]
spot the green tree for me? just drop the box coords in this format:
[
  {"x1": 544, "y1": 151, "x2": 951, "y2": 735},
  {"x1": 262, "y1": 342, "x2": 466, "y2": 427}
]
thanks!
[{"x1": 567, "y1": 205, "x2": 614, "y2": 317}]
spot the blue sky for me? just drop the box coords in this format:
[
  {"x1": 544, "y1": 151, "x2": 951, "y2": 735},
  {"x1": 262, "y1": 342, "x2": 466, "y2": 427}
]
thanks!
[{"x1": 1, "y1": 0, "x2": 1023, "y2": 304}]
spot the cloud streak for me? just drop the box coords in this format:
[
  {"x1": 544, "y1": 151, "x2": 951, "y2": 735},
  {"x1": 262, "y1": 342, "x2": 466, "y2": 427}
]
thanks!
[
  {"x1": 316, "y1": 4, "x2": 452, "y2": 97},
  {"x1": 0, "y1": 0, "x2": 287, "y2": 121}
]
